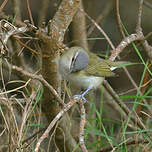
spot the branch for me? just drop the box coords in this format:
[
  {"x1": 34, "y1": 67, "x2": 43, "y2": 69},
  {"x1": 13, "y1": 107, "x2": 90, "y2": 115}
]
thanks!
[
  {"x1": 26, "y1": 0, "x2": 34, "y2": 24},
  {"x1": 87, "y1": 1, "x2": 113, "y2": 36},
  {"x1": 80, "y1": 8, "x2": 115, "y2": 50},
  {"x1": 35, "y1": 1, "x2": 82, "y2": 151},
  {"x1": 34, "y1": 98, "x2": 79, "y2": 152},
  {"x1": 79, "y1": 100, "x2": 87, "y2": 152},
  {"x1": 103, "y1": 81, "x2": 146, "y2": 130},
  {"x1": 72, "y1": 0, "x2": 88, "y2": 50},
  {"x1": 143, "y1": 0, "x2": 152, "y2": 9},
  {"x1": 11, "y1": 65, "x2": 65, "y2": 106},
  {"x1": 100, "y1": 137, "x2": 149, "y2": 152},
  {"x1": 136, "y1": 0, "x2": 152, "y2": 61},
  {"x1": 114, "y1": 0, "x2": 125, "y2": 39},
  {"x1": 0, "y1": 0, "x2": 8, "y2": 12},
  {"x1": 48, "y1": 0, "x2": 80, "y2": 42},
  {"x1": 109, "y1": 34, "x2": 144, "y2": 61}
]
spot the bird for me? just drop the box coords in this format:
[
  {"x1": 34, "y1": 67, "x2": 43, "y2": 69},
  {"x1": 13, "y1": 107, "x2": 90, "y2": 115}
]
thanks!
[{"x1": 59, "y1": 46, "x2": 127, "y2": 101}]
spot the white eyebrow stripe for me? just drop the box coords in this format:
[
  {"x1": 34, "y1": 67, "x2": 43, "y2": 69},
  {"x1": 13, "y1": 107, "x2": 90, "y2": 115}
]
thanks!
[{"x1": 74, "y1": 51, "x2": 79, "y2": 58}]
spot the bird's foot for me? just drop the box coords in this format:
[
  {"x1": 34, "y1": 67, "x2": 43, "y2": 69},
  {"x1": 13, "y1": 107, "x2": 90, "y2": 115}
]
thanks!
[
  {"x1": 73, "y1": 94, "x2": 87, "y2": 103},
  {"x1": 72, "y1": 88, "x2": 92, "y2": 103}
]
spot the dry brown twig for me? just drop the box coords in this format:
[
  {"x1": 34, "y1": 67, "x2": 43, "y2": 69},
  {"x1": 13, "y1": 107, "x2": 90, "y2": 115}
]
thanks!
[
  {"x1": 0, "y1": 1, "x2": 82, "y2": 151},
  {"x1": 87, "y1": 1, "x2": 113, "y2": 37},
  {"x1": 18, "y1": 91, "x2": 37, "y2": 144},
  {"x1": 3, "y1": 96, "x2": 19, "y2": 134},
  {"x1": 80, "y1": 8, "x2": 115, "y2": 50},
  {"x1": 11, "y1": 65, "x2": 65, "y2": 106},
  {"x1": 34, "y1": 98, "x2": 79, "y2": 152},
  {"x1": 114, "y1": 0, "x2": 147, "y2": 102},
  {"x1": 113, "y1": 0, "x2": 152, "y2": 119},
  {"x1": 103, "y1": 81, "x2": 146, "y2": 130},
  {"x1": 114, "y1": 0, "x2": 152, "y2": 117},
  {"x1": 114, "y1": 0, "x2": 125, "y2": 39},
  {"x1": 143, "y1": 0, "x2": 152, "y2": 9},
  {"x1": 135, "y1": 0, "x2": 152, "y2": 117},
  {"x1": 79, "y1": 100, "x2": 87, "y2": 152},
  {"x1": 14, "y1": 36, "x2": 49, "y2": 58},
  {"x1": 0, "y1": 127, "x2": 6, "y2": 137},
  {"x1": 0, "y1": 0, "x2": 8, "y2": 12},
  {"x1": 12, "y1": 64, "x2": 88, "y2": 151},
  {"x1": 109, "y1": 34, "x2": 144, "y2": 61},
  {"x1": 26, "y1": 0, "x2": 34, "y2": 25},
  {"x1": 136, "y1": 0, "x2": 152, "y2": 60},
  {"x1": 0, "y1": 79, "x2": 31, "y2": 96},
  {"x1": 119, "y1": 78, "x2": 152, "y2": 96},
  {"x1": 100, "y1": 137, "x2": 150, "y2": 152}
]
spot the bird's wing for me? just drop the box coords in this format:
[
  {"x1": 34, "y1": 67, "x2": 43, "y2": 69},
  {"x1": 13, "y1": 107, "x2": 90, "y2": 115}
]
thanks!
[
  {"x1": 85, "y1": 64, "x2": 115, "y2": 77},
  {"x1": 85, "y1": 54, "x2": 115, "y2": 77}
]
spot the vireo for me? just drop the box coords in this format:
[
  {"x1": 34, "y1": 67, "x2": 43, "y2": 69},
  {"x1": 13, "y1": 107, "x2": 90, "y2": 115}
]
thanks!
[{"x1": 59, "y1": 46, "x2": 127, "y2": 101}]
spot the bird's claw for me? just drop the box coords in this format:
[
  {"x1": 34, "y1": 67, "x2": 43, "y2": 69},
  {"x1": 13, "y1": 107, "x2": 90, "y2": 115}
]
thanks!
[{"x1": 73, "y1": 94, "x2": 87, "y2": 103}]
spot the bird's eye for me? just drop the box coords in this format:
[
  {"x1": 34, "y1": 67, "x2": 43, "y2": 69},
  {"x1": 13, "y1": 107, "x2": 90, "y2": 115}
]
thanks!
[
  {"x1": 71, "y1": 53, "x2": 78, "y2": 65},
  {"x1": 70, "y1": 56, "x2": 76, "y2": 71},
  {"x1": 71, "y1": 56, "x2": 75, "y2": 63},
  {"x1": 69, "y1": 51, "x2": 79, "y2": 72}
]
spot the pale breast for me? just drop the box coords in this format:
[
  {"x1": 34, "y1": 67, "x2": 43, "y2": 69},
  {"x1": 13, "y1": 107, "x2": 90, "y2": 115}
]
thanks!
[{"x1": 67, "y1": 73, "x2": 104, "y2": 89}]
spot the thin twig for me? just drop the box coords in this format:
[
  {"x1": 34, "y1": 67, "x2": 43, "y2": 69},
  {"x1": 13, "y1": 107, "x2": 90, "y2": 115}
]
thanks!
[
  {"x1": 87, "y1": 1, "x2": 113, "y2": 36},
  {"x1": 100, "y1": 137, "x2": 150, "y2": 152},
  {"x1": 0, "y1": 79, "x2": 31, "y2": 95},
  {"x1": 0, "y1": 97, "x2": 26, "y2": 105},
  {"x1": 79, "y1": 100, "x2": 87, "y2": 152},
  {"x1": 135, "y1": 0, "x2": 152, "y2": 117},
  {"x1": 143, "y1": 0, "x2": 152, "y2": 9},
  {"x1": 11, "y1": 65, "x2": 65, "y2": 106},
  {"x1": 114, "y1": 0, "x2": 125, "y2": 39},
  {"x1": 91, "y1": 0, "x2": 148, "y2": 107},
  {"x1": 22, "y1": 128, "x2": 46, "y2": 144},
  {"x1": 80, "y1": 8, "x2": 115, "y2": 50},
  {"x1": 136, "y1": 0, "x2": 152, "y2": 60},
  {"x1": 103, "y1": 80, "x2": 146, "y2": 130},
  {"x1": 34, "y1": 98, "x2": 79, "y2": 152},
  {"x1": 18, "y1": 91, "x2": 37, "y2": 144},
  {"x1": 84, "y1": 2, "x2": 146, "y2": 110},
  {"x1": 0, "y1": 127, "x2": 6, "y2": 137},
  {"x1": 14, "y1": 36, "x2": 49, "y2": 58},
  {"x1": 109, "y1": 33, "x2": 143, "y2": 61},
  {"x1": 4, "y1": 96, "x2": 19, "y2": 138},
  {"x1": 136, "y1": 0, "x2": 143, "y2": 34},
  {"x1": 122, "y1": 67, "x2": 144, "y2": 98},
  {"x1": 119, "y1": 77, "x2": 152, "y2": 95},
  {"x1": 26, "y1": 0, "x2": 34, "y2": 25},
  {"x1": 0, "y1": 0, "x2": 8, "y2": 12}
]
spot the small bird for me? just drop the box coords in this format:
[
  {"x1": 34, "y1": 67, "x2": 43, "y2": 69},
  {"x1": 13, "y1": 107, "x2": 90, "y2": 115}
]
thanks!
[{"x1": 59, "y1": 46, "x2": 127, "y2": 101}]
